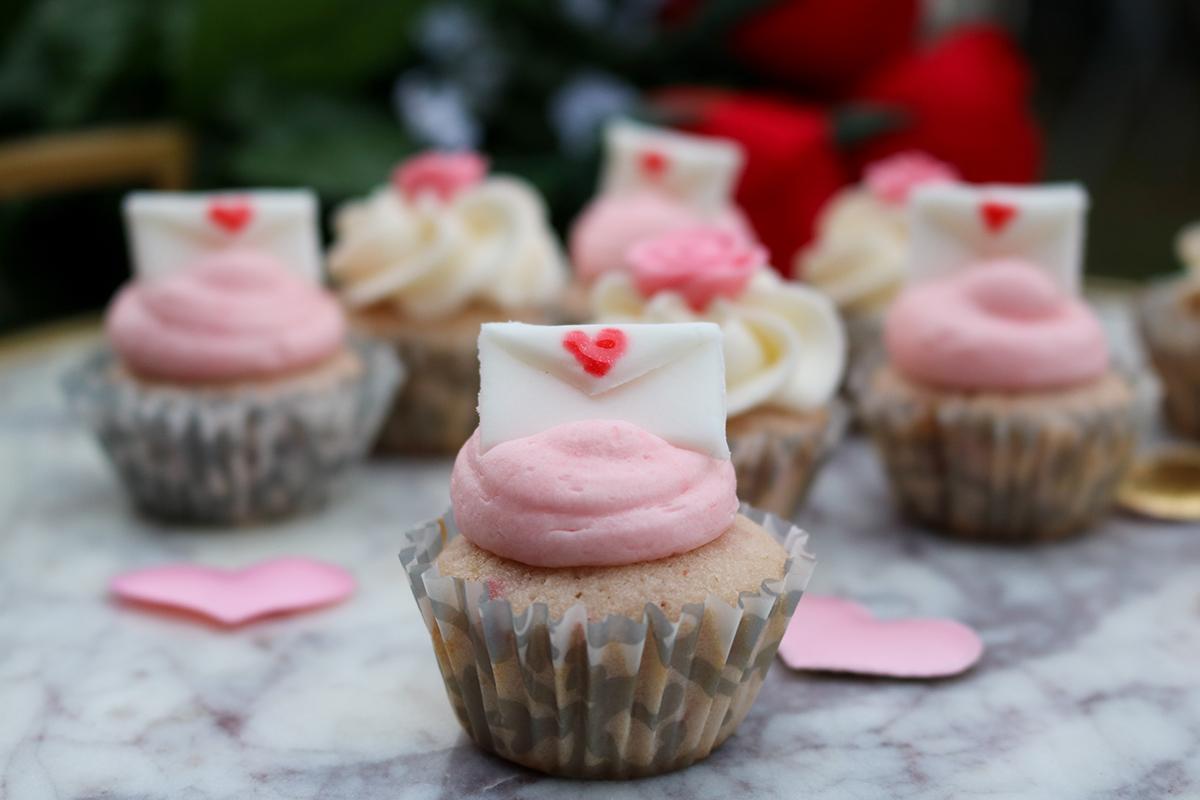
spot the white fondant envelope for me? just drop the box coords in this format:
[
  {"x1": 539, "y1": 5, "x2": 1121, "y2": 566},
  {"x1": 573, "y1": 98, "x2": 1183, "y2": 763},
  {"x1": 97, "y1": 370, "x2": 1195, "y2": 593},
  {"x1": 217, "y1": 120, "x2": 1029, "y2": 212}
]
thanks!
[
  {"x1": 908, "y1": 183, "x2": 1089, "y2": 295},
  {"x1": 478, "y1": 322, "x2": 729, "y2": 459},
  {"x1": 124, "y1": 190, "x2": 323, "y2": 283},
  {"x1": 601, "y1": 119, "x2": 743, "y2": 215}
]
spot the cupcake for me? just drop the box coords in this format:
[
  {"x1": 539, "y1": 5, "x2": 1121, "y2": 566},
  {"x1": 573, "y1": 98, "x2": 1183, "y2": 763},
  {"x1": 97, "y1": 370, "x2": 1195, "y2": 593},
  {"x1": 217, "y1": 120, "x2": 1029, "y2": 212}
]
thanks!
[
  {"x1": 799, "y1": 152, "x2": 958, "y2": 380},
  {"x1": 1139, "y1": 223, "x2": 1200, "y2": 437},
  {"x1": 590, "y1": 226, "x2": 846, "y2": 517},
  {"x1": 566, "y1": 119, "x2": 753, "y2": 318},
  {"x1": 861, "y1": 182, "x2": 1135, "y2": 542},
  {"x1": 328, "y1": 151, "x2": 566, "y2": 453},
  {"x1": 65, "y1": 190, "x2": 401, "y2": 524},
  {"x1": 400, "y1": 322, "x2": 815, "y2": 778}
]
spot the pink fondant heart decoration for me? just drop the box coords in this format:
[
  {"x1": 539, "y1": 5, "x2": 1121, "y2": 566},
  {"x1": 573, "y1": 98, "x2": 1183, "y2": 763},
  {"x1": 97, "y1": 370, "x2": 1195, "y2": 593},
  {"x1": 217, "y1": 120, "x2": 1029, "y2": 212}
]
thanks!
[
  {"x1": 562, "y1": 327, "x2": 628, "y2": 377},
  {"x1": 111, "y1": 557, "x2": 355, "y2": 627},
  {"x1": 979, "y1": 200, "x2": 1017, "y2": 234},
  {"x1": 778, "y1": 595, "x2": 983, "y2": 678},
  {"x1": 639, "y1": 149, "x2": 669, "y2": 179},
  {"x1": 207, "y1": 198, "x2": 254, "y2": 234}
]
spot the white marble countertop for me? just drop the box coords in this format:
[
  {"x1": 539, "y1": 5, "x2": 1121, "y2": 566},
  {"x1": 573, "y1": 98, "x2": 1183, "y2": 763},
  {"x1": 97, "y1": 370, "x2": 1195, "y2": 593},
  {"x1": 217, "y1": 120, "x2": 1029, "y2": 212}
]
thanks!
[{"x1": 1, "y1": 327, "x2": 1198, "y2": 800}]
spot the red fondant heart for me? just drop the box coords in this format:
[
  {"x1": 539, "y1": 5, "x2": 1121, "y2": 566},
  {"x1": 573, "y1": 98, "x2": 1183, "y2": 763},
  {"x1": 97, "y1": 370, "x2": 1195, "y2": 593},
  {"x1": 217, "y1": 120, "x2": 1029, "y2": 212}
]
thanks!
[
  {"x1": 208, "y1": 198, "x2": 254, "y2": 234},
  {"x1": 639, "y1": 150, "x2": 669, "y2": 179},
  {"x1": 979, "y1": 200, "x2": 1016, "y2": 234},
  {"x1": 563, "y1": 328, "x2": 627, "y2": 377}
]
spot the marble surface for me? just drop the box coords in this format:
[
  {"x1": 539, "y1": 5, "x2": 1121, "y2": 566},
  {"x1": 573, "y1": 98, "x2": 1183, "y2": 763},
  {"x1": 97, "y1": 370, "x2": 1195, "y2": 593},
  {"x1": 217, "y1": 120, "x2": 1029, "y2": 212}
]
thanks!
[{"x1": 1, "y1": 327, "x2": 1198, "y2": 800}]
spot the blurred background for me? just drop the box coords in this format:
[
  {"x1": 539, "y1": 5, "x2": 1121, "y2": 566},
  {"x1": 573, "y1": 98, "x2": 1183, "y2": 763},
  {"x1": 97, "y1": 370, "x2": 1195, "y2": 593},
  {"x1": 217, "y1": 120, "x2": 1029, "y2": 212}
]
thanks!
[{"x1": 1, "y1": 0, "x2": 1198, "y2": 334}]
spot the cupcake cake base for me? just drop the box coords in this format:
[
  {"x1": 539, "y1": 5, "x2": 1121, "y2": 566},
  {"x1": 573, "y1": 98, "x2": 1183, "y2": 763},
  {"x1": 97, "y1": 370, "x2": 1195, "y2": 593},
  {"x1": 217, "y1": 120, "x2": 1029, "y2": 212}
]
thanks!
[
  {"x1": 400, "y1": 506, "x2": 814, "y2": 779},
  {"x1": 862, "y1": 365, "x2": 1135, "y2": 542}
]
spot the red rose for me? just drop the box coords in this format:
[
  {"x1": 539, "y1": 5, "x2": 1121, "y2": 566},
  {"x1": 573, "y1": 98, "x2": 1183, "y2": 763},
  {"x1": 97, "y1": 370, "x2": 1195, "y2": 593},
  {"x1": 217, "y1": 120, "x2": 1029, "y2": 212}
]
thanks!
[
  {"x1": 851, "y1": 26, "x2": 1041, "y2": 183},
  {"x1": 675, "y1": 93, "x2": 847, "y2": 276},
  {"x1": 730, "y1": 0, "x2": 920, "y2": 95}
]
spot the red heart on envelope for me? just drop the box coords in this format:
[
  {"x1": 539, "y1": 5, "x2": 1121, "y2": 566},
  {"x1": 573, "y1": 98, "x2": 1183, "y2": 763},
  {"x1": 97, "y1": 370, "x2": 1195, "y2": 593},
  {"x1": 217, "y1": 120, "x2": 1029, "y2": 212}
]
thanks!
[
  {"x1": 639, "y1": 150, "x2": 669, "y2": 179},
  {"x1": 979, "y1": 200, "x2": 1017, "y2": 234},
  {"x1": 778, "y1": 595, "x2": 983, "y2": 678},
  {"x1": 111, "y1": 557, "x2": 355, "y2": 627},
  {"x1": 207, "y1": 198, "x2": 254, "y2": 234},
  {"x1": 563, "y1": 328, "x2": 628, "y2": 377}
]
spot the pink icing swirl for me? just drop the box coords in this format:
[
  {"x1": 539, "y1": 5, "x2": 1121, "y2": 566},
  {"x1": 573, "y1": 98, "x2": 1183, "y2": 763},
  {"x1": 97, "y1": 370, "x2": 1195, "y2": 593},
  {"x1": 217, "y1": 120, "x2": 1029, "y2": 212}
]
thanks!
[
  {"x1": 106, "y1": 250, "x2": 346, "y2": 383},
  {"x1": 391, "y1": 151, "x2": 488, "y2": 203},
  {"x1": 450, "y1": 420, "x2": 739, "y2": 568},
  {"x1": 628, "y1": 226, "x2": 765, "y2": 311},
  {"x1": 885, "y1": 259, "x2": 1109, "y2": 392},
  {"x1": 569, "y1": 191, "x2": 753, "y2": 283},
  {"x1": 863, "y1": 151, "x2": 959, "y2": 206}
]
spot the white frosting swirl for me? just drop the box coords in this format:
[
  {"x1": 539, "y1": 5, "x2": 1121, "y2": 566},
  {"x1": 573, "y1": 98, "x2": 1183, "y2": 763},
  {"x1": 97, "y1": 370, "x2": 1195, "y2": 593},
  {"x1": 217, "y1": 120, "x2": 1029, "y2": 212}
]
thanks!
[
  {"x1": 797, "y1": 188, "x2": 909, "y2": 316},
  {"x1": 328, "y1": 177, "x2": 566, "y2": 319},
  {"x1": 591, "y1": 269, "x2": 845, "y2": 415}
]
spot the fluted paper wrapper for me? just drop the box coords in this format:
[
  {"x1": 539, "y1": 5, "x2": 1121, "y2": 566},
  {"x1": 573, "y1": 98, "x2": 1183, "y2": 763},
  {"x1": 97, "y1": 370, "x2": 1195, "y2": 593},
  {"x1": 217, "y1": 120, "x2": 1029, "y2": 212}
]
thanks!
[
  {"x1": 399, "y1": 506, "x2": 815, "y2": 779},
  {"x1": 1140, "y1": 277, "x2": 1200, "y2": 438},
  {"x1": 373, "y1": 328, "x2": 479, "y2": 454},
  {"x1": 728, "y1": 403, "x2": 849, "y2": 518},
  {"x1": 63, "y1": 338, "x2": 401, "y2": 525},
  {"x1": 861, "y1": 367, "x2": 1135, "y2": 542}
]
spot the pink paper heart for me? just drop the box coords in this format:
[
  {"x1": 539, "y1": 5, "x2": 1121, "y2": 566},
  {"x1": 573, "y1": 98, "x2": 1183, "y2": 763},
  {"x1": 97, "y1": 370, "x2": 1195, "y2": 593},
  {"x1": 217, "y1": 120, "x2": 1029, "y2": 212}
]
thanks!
[
  {"x1": 111, "y1": 557, "x2": 355, "y2": 627},
  {"x1": 778, "y1": 595, "x2": 983, "y2": 678}
]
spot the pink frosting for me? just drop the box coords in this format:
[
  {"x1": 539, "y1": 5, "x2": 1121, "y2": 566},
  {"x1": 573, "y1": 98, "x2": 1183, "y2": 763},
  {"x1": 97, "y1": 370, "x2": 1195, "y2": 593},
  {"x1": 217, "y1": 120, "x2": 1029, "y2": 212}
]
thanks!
[
  {"x1": 863, "y1": 151, "x2": 959, "y2": 206},
  {"x1": 391, "y1": 151, "x2": 487, "y2": 203},
  {"x1": 628, "y1": 226, "x2": 764, "y2": 311},
  {"x1": 106, "y1": 250, "x2": 346, "y2": 383},
  {"x1": 450, "y1": 420, "x2": 739, "y2": 568},
  {"x1": 569, "y1": 191, "x2": 752, "y2": 283},
  {"x1": 885, "y1": 259, "x2": 1109, "y2": 392}
]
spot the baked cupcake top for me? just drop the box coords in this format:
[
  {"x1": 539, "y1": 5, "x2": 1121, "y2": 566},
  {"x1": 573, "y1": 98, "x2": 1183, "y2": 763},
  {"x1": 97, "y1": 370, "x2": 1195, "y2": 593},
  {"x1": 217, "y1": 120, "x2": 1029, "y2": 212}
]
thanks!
[
  {"x1": 328, "y1": 151, "x2": 566, "y2": 320},
  {"x1": 800, "y1": 152, "x2": 958, "y2": 315},
  {"x1": 591, "y1": 225, "x2": 845, "y2": 416},
  {"x1": 111, "y1": 189, "x2": 345, "y2": 384},
  {"x1": 450, "y1": 322, "x2": 738, "y2": 567},
  {"x1": 107, "y1": 250, "x2": 346, "y2": 383},
  {"x1": 569, "y1": 119, "x2": 753, "y2": 283},
  {"x1": 885, "y1": 182, "x2": 1107, "y2": 392}
]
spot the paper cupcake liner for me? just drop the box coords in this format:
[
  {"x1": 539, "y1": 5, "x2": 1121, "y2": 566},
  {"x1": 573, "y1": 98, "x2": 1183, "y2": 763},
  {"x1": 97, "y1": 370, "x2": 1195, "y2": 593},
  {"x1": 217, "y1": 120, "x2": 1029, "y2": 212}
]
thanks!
[
  {"x1": 1139, "y1": 278, "x2": 1200, "y2": 438},
  {"x1": 62, "y1": 338, "x2": 402, "y2": 525},
  {"x1": 373, "y1": 330, "x2": 480, "y2": 455},
  {"x1": 399, "y1": 505, "x2": 815, "y2": 779},
  {"x1": 727, "y1": 402, "x2": 849, "y2": 519},
  {"x1": 860, "y1": 367, "x2": 1136, "y2": 542}
]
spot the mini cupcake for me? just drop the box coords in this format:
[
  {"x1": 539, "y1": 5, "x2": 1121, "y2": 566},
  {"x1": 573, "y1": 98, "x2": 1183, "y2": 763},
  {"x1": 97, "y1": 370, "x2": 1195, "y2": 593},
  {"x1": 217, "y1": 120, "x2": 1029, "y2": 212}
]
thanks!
[
  {"x1": 1139, "y1": 223, "x2": 1200, "y2": 437},
  {"x1": 590, "y1": 226, "x2": 846, "y2": 517},
  {"x1": 400, "y1": 322, "x2": 815, "y2": 778},
  {"x1": 566, "y1": 119, "x2": 753, "y2": 318},
  {"x1": 65, "y1": 190, "x2": 400, "y2": 524},
  {"x1": 328, "y1": 151, "x2": 566, "y2": 453},
  {"x1": 799, "y1": 152, "x2": 958, "y2": 379},
  {"x1": 861, "y1": 183, "x2": 1135, "y2": 542}
]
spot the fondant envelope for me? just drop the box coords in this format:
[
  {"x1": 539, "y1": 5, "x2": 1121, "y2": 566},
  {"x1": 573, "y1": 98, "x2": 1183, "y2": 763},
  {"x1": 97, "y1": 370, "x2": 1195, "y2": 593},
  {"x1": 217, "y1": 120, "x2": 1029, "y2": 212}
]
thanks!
[
  {"x1": 478, "y1": 322, "x2": 729, "y2": 459},
  {"x1": 908, "y1": 183, "x2": 1089, "y2": 294},
  {"x1": 124, "y1": 190, "x2": 323, "y2": 283},
  {"x1": 600, "y1": 120, "x2": 743, "y2": 215}
]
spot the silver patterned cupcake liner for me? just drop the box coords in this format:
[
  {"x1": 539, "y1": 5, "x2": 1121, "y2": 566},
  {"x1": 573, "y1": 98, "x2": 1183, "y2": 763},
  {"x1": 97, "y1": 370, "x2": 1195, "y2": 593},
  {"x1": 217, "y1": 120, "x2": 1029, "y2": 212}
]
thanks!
[
  {"x1": 63, "y1": 338, "x2": 402, "y2": 525},
  {"x1": 860, "y1": 366, "x2": 1136, "y2": 542},
  {"x1": 1139, "y1": 277, "x2": 1200, "y2": 438},
  {"x1": 399, "y1": 505, "x2": 815, "y2": 779},
  {"x1": 728, "y1": 402, "x2": 849, "y2": 519}
]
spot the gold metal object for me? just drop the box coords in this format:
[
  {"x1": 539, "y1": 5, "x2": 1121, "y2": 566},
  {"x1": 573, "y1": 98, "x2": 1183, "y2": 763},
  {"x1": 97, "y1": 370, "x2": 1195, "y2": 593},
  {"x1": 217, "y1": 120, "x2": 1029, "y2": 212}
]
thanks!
[{"x1": 1117, "y1": 445, "x2": 1200, "y2": 521}]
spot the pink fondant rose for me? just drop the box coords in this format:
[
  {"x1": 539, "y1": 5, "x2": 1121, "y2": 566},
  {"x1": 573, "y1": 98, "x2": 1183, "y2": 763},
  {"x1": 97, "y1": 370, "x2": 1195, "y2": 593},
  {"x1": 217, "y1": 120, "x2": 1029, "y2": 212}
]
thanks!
[
  {"x1": 627, "y1": 227, "x2": 765, "y2": 311},
  {"x1": 391, "y1": 151, "x2": 488, "y2": 202},
  {"x1": 863, "y1": 151, "x2": 959, "y2": 206}
]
